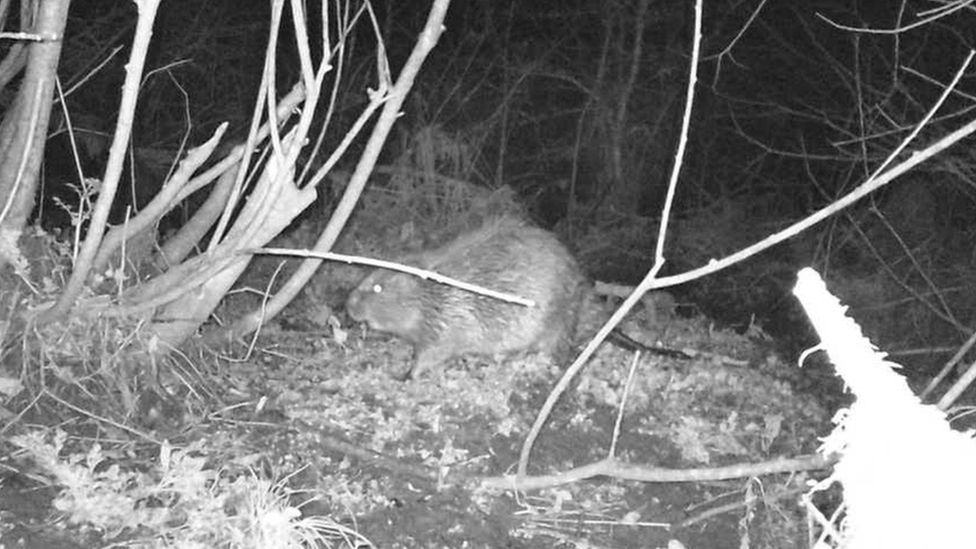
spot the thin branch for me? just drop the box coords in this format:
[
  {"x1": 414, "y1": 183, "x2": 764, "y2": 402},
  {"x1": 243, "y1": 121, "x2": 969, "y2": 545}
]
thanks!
[
  {"x1": 817, "y1": 0, "x2": 975, "y2": 35},
  {"x1": 518, "y1": 0, "x2": 705, "y2": 479},
  {"x1": 41, "y1": 0, "x2": 162, "y2": 321}
]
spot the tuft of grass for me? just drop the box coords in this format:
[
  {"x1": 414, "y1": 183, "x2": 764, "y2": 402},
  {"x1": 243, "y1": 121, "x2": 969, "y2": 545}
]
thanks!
[{"x1": 10, "y1": 429, "x2": 372, "y2": 548}]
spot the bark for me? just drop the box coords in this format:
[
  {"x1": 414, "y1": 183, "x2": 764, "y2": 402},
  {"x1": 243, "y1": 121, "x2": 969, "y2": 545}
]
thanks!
[{"x1": 0, "y1": 0, "x2": 70, "y2": 270}]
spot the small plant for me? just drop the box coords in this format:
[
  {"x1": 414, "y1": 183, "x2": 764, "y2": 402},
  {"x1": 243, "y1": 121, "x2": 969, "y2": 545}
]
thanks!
[{"x1": 10, "y1": 430, "x2": 372, "y2": 548}]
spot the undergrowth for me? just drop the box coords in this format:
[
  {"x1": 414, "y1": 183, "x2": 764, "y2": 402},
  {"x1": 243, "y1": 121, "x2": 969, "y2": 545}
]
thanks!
[{"x1": 8, "y1": 430, "x2": 372, "y2": 548}]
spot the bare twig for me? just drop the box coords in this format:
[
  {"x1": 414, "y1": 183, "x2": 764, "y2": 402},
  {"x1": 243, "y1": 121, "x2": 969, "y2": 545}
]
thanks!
[
  {"x1": 42, "y1": 390, "x2": 163, "y2": 445},
  {"x1": 485, "y1": 455, "x2": 829, "y2": 492},
  {"x1": 608, "y1": 351, "x2": 640, "y2": 458},
  {"x1": 817, "y1": 0, "x2": 973, "y2": 35},
  {"x1": 708, "y1": 0, "x2": 770, "y2": 87},
  {"x1": 249, "y1": 246, "x2": 533, "y2": 307},
  {"x1": 921, "y1": 329, "x2": 976, "y2": 402},
  {"x1": 677, "y1": 483, "x2": 809, "y2": 528},
  {"x1": 936, "y1": 350, "x2": 976, "y2": 410},
  {"x1": 59, "y1": 45, "x2": 124, "y2": 99}
]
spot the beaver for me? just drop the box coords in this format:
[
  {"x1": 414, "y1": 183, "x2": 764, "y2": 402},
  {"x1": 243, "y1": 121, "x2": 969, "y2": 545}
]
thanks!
[
  {"x1": 346, "y1": 216, "x2": 690, "y2": 379},
  {"x1": 346, "y1": 216, "x2": 589, "y2": 379}
]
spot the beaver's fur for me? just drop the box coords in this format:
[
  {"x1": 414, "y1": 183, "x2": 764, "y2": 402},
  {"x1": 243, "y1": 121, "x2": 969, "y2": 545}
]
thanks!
[{"x1": 346, "y1": 216, "x2": 588, "y2": 379}]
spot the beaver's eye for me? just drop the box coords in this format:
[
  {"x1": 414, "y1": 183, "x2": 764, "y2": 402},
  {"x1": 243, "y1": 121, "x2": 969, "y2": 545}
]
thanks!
[{"x1": 371, "y1": 284, "x2": 383, "y2": 294}]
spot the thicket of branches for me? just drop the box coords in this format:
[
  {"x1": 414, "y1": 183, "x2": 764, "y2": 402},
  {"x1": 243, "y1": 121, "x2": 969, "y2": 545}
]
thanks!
[
  {"x1": 0, "y1": 1, "x2": 973, "y2": 547},
  {"x1": 0, "y1": 0, "x2": 973, "y2": 443}
]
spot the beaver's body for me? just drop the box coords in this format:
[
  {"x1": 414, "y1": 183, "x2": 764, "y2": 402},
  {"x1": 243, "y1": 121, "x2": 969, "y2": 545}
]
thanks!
[{"x1": 346, "y1": 217, "x2": 588, "y2": 378}]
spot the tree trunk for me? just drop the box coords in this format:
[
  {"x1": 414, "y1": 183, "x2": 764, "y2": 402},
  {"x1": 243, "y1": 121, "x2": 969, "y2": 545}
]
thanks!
[{"x1": 0, "y1": 0, "x2": 71, "y2": 270}]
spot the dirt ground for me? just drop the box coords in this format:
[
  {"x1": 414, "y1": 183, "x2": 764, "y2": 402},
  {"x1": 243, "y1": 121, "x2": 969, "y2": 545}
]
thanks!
[{"x1": 1, "y1": 293, "x2": 833, "y2": 548}]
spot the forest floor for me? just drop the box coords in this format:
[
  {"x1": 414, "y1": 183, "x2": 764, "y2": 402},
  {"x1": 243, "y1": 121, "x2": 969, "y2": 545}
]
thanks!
[{"x1": 1, "y1": 284, "x2": 837, "y2": 548}]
